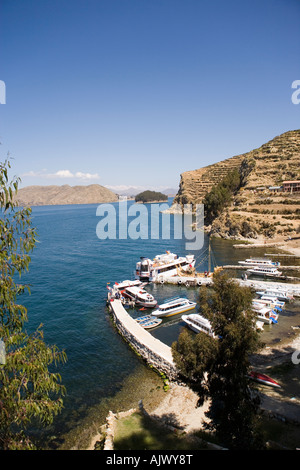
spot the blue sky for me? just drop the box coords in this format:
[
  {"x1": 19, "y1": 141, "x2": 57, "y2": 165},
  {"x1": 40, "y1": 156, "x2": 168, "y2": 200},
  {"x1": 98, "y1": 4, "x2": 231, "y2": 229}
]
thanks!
[{"x1": 1, "y1": 0, "x2": 299, "y2": 191}]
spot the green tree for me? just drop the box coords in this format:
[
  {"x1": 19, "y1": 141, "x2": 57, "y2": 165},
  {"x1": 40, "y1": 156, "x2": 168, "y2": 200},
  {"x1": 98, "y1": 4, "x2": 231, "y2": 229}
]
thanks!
[
  {"x1": 172, "y1": 271, "x2": 264, "y2": 449},
  {"x1": 0, "y1": 159, "x2": 66, "y2": 450},
  {"x1": 203, "y1": 169, "x2": 241, "y2": 224}
]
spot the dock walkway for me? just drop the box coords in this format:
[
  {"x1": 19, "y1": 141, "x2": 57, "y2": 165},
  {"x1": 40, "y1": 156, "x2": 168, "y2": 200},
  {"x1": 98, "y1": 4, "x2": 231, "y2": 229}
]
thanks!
[
  {"x1": 108, "y1": 298, "x2": 178, "y2": 379},
  {"x1": 154, "y1": 275, "x2": 300, "y2": 297}
]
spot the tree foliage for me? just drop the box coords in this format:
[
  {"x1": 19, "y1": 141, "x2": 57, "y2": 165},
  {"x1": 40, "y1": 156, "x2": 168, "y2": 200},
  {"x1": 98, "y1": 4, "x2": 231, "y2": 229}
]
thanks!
[
  {"x1": 203, "y1": 169, "x2": 241, "y2": 224},
  {"x1": 172, "y1": 271, "x2": 264, "y2": 449},
  {"x1": 0, "y1": 158, "x2": 66, "y2": 450}
]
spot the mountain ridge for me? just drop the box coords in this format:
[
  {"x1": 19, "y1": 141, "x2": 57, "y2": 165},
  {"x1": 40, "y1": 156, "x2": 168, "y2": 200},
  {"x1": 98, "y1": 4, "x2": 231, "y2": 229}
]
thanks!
[{"x1": 15, "y1": 184, "x2": 118, "y2": 206}]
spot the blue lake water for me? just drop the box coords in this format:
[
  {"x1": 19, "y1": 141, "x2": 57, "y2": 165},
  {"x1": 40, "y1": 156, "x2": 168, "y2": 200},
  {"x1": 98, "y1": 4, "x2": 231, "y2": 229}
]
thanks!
[{"x1": 21, "y1": 200, "x2": 300, "y2": 447}]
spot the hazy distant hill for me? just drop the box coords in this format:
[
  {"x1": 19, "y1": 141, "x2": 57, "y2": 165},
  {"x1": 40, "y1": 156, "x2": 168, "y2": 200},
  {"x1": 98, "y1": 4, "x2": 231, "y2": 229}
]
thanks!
[
  {"x1": 15, "y1": 184, "x2": 119, "y2": 206},
  {"x1": 105, "y1": 186, "x2": 178, "y2": 197}
]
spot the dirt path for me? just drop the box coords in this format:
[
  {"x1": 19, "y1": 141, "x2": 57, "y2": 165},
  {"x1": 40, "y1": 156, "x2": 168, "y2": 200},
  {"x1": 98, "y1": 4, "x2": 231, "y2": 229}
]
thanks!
[{"x1": 147, "y1": 382, "x2": 210, "y2": 433}]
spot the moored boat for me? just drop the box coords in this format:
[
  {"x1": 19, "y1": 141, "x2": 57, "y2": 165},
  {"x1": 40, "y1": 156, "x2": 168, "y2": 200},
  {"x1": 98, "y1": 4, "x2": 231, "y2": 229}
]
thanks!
[
  {"x1": 182, "y1": 313, "x2": 216, "y2": 337},
  {"x1": 252, "y1": 298, "x2": 285, "y2": 310},
  {"x1": 135, "y1": 251, "x2": 195, "y2": 282},
  {"x1": 136, "y1": 315, "x2": 162, "y2": 329},
  {"x1": 113, "y1": 279, "x2": 144, "y2": 290},
  {"x1": 239, "y1": 258, "x2": 280, "y2": 267},
  {"x1": 247, "y1": 266, "x2": 282, "y2": 277},
  {"x1": 249, "y1": 370, "x2": 281, "y2": 388},
  {"x1": 123, "y1": 286, "x2": 157, "y2": 308},
  {"x1": 152, "y1": 297, "x2": 196, "y2": 317},
  {"x1": 253, "y1": 306, "x2": 278, "y2": 324},
  {"x1": 256, "y1": 289, "x2": 294, "y2": 302}
]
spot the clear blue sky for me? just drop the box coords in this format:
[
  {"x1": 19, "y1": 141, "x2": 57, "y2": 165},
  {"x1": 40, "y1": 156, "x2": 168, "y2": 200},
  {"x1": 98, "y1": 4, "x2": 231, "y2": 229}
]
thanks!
[{"x1": 1, "y1": 0, "x2": 299, "y2": 191}]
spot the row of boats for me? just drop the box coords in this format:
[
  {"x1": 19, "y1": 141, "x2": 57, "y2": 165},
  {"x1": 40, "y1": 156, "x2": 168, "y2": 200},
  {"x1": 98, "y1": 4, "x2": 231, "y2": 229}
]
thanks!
[
  {"x1": 107, "y1": 252, "x2": 294, "y2": 389},
  {"x1": 134, "y1": 252, "x2": 285, "y2": 282},
  {"x1": 107, "y1": 277, "x2": 294, "y2": 332},
  {"x1": 239, "y1": 257, "x2": 282, "y2": 278}
]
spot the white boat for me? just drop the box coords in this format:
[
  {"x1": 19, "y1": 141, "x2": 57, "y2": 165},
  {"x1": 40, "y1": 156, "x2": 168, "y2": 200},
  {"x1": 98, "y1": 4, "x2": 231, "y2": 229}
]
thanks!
[
  {"x1": 246, "y1": 266, "x2": 282, "y2": 277},
  {"x1": 256, "y1": 289, "x2": 294, "y2": 301},
  {"x1": 152, "y1": 297, "x2": 196, "y2": 318},
  {"x1": 252, "y1": 299, "x2": 284, "y2": 311},
  {"x1": 253, "y1": 298, "x2": 285, "y2": 308},
  {"x1": 135, "y1": 251, "x2": 195, "y2": 282},
  {"x1": 123, "y1": 286, "x2": 157, "y2": 308},
  {"x1": 253, "y1": 306, "x2": 278, "y2": 324},
  {"x1": 239, "y1": 258, "x2": 280, "y2": 267},
  {"x1": 136, "y1": 315, "x2": 162, "y2": 329},
  {"x1": 112, "y1": 279, "x2": 143, "y2": 290},
  {"x1": 182, "y1": 313, "x2": 216, "y2": 337}
]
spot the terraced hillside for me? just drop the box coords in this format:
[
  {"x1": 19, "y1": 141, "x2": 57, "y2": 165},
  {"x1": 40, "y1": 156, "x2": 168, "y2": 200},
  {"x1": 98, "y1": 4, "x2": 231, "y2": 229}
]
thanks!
[
  {"x1": 173, "y1": 154, "x2": 243, "y2": 206},
  {"x1": 172, "y1": 129, "x2": 300, "y2": 241},
  {"x1": 173, "y1": 130, "x2": 300, "y2": 207}
]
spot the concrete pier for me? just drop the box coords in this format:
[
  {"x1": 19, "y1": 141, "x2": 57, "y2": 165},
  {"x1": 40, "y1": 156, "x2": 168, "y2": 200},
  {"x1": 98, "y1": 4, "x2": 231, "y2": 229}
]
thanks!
[
  {"x1": 108, "y1": 298, "x2": 178, "y2": 379},
  {"x1": 154, "y1": 275, "x2": 300, "y2": 297}
]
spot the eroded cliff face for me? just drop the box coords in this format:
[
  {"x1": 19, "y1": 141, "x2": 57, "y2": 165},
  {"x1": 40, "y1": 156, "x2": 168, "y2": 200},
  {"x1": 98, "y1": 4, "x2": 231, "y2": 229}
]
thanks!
[{"x1": 172, "y1": 129, "x2": 300, "y2": 240}]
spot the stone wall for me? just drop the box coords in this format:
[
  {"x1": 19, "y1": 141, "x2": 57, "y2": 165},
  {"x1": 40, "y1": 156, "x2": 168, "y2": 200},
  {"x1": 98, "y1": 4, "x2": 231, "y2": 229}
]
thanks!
[{"x1": 108, "y1": 300, "x2": 178, "y2": 380}]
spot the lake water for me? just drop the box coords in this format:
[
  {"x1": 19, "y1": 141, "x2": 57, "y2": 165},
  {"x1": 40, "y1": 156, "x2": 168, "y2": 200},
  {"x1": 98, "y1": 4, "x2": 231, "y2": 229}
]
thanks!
[{"x1": 21, "y1": 200, "x2": 300, "y2": 448}]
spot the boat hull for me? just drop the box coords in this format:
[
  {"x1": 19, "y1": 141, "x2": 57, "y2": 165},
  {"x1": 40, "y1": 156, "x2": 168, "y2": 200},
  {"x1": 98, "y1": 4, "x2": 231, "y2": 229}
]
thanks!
[
  {"x1": 182, "y1": 314, "x2": 215, "y2": 337},
  {"x1": 153, "y1": 302, "x2": 196, "y2": 318},
  {"x1": 249, "y1": 371, "x2": 281, "y2": 388}
]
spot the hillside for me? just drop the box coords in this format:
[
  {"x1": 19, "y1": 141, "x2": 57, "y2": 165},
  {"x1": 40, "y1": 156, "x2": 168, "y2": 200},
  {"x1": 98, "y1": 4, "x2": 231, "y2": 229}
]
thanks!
[
  {"x1": 15, "y1": 184, "x2": 119, "y2": 206},
  {"x1": 172, "y1": 129, "x2": 300, "y2": 242}
]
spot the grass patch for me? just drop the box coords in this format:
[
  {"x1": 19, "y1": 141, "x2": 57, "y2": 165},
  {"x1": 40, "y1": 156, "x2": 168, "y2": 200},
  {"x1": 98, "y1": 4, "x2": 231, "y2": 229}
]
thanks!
[{"x1": 113, "y1": 412, "x2": 207, "y2": 451}]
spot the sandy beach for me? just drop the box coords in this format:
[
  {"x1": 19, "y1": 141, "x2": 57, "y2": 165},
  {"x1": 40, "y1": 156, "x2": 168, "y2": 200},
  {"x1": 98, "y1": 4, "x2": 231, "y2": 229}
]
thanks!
[{"x1": 233, "y1": 233, "x2": 300, "y2": 257}]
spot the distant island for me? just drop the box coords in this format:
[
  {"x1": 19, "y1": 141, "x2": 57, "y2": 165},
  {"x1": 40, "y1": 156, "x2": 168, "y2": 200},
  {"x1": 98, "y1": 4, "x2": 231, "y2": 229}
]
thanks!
[
  {"x1": 135, "y1": 190, "x2": 168, "y2": 203},
  {"x1": 14, "y1": 184, "x2": 118, "y2": 206}
]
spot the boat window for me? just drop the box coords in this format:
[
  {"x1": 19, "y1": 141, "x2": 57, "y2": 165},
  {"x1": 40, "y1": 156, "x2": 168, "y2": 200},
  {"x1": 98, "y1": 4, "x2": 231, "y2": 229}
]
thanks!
[{"x1": 141, "y1": 265, "x2": 149, "y2": 272}]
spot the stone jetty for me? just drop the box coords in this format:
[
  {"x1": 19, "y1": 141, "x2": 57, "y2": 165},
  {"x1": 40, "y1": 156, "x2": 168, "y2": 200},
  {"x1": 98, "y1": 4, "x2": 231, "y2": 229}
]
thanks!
[{"x1": 108, "y1": 298, "x2": 178, "y2": 379}]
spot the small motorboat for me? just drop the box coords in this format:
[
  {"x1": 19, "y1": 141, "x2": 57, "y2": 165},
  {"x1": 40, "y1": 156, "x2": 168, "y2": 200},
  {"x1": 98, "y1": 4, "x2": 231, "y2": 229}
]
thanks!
[
  {"x1": 239, "y1": 258, "x2": 280, "y2": 267},
  {"x1": 152, "y1": 297, "x2": 196, "y2": 318},
  {"x1": 123, "y1": 286, "x2": 157, "y2": 308},
  {"x1": 112, "y1": 279, "x2": 144, "y2": 290},
  {"x1": 136, "y1": 314, "x2": 153, "y2": 323},
  {"x1": 256, "y1": 289, "x2": 294, "y2": 302},
  {"x1": 249, "y1": 370, "x2": 281, "y2": 388},
  {"x1": 136, "y1": 315, "x2": 162, "y2": 329},
  {"x1": 182, "y1": 313, "x2": 216, "y2": 337},
  {"x1": 253, "y1": 306, "x2": 278, "y2": 324},
  {"x1": 247, "y1": 266, "x2": 282, "y2": 278},
  {"x1": 252, "y1": 298, "x2": 284, "y2": 310}
]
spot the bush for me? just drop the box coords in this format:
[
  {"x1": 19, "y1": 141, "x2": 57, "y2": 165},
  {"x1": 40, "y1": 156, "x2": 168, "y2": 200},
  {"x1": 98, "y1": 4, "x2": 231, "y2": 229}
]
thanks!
[{"x1": 203, "y1": 169, "x2": 242, "y2": 224}]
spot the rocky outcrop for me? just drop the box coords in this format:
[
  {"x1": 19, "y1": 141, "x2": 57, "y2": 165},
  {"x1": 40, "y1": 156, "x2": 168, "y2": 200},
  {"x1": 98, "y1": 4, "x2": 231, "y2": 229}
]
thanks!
[{"x1": 15, "y1": 184, "x2": 118, "y2": 206}]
